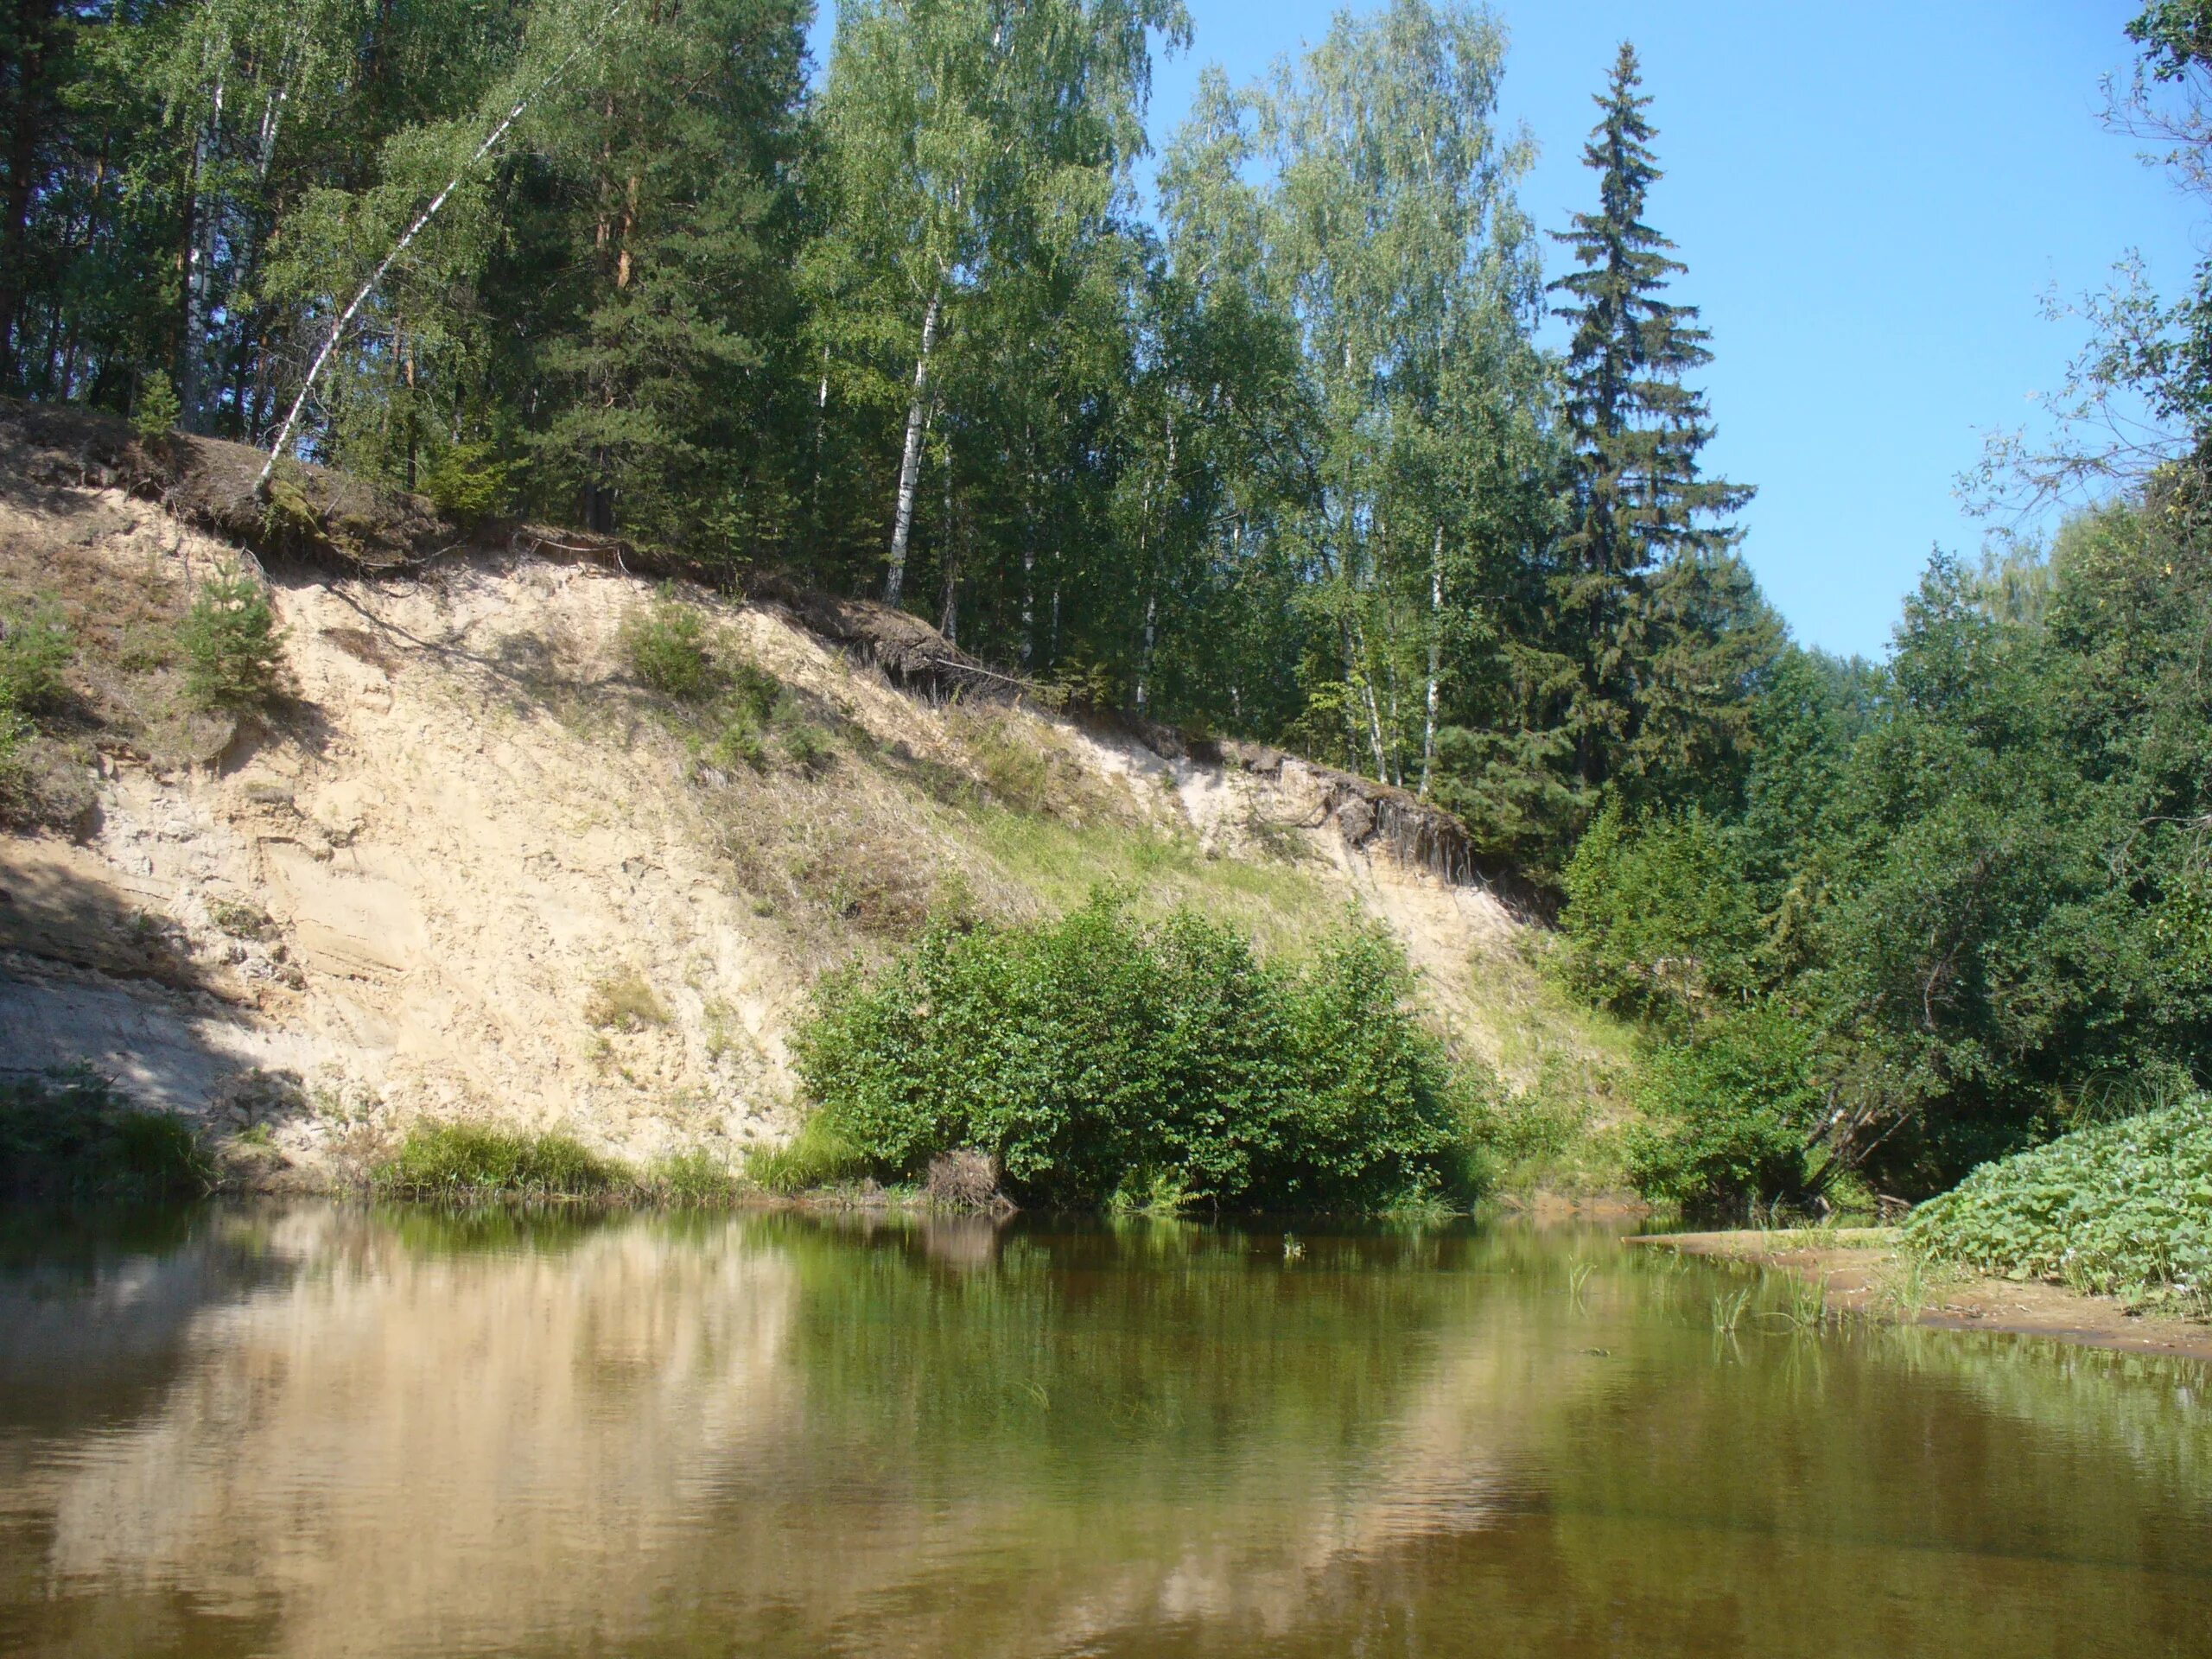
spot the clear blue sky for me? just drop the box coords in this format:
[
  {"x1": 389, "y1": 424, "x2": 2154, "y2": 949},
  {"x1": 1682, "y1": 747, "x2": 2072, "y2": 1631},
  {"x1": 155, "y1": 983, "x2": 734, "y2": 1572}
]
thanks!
[{"x1": 808, "y1": 1, "x2": 2204, "y2": 660}]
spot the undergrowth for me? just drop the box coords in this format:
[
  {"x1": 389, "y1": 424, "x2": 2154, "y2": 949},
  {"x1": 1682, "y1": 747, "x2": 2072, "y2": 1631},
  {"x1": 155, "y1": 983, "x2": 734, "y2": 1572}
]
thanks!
[
  {"x1": 1905, "y1": 1095, "x2": 2212, "y2": 1315},
  {"x1": 0, "y1": 1066, "x2": 209, "y2": 1200}
]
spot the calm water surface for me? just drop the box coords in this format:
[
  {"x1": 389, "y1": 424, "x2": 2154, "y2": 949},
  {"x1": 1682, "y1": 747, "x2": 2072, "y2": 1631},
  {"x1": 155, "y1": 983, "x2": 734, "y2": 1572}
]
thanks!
[{"x1": 0, "y1": 1205, "x2": 2206, "y2": 1658}]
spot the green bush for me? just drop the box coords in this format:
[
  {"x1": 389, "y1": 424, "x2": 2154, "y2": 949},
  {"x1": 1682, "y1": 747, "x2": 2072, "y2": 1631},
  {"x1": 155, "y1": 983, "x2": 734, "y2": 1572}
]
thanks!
[
  {"x1": 0, "y1": 708, "x2": 32, "y2": 809},
  {"x1": 1560, "y1": 802, "x2": 1763, "y2": 1027},
  {"x1": 622, "y1": 595, "x2": 721, "y2": 701},
  {"x1": 181, "y1": 566, "x2": 286, "y2": 709},
  {"x1": 0, "y1": 1067, "x2": 209, "y2": 1200},
  {"x1": 371, "y1": 1122, "x2": 620, "y2": 1199},
  {"x1": 0, "y1": 597, "x2": 73, "y2": 712},
  {"x1": 1625, "y1": 1003, "x2": 1829, "y2": 1217},
  {"x1": 793, "y1": 891, "x2": 1480, "y2": 1211},
  {"x1": 1906, "y1": 1095, "x2": 2212, "y2": 1311}
]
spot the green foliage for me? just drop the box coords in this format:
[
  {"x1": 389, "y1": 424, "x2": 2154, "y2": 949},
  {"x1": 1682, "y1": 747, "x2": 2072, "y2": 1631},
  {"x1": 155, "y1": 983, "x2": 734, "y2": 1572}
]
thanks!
[
  {"x1": 1625, "y1": 1004, "x2": 1828, "y2": 1217},
  {"x1": 1907, "y1": 1096, "x2": 2212, "y2": 1313},
  {"x1": 371, "y1": 1122, "x2": 620, "y2": 1200},
  {"x1": 418, "y1": 439, "x2": 516, "y2": 521},
  {"x1": 641, "y1": 1147, "x2": 744, "y2": 1204},
  {"x1": 622, "y1": 597, "x2": 721, "y2": 702},
  {"x1": 794, "y1": 890, "x2": 1481, "y2": 1211},
  {"x1": 132, "y1": 371, "x2": 181, "y2": 443},
  {"x1": 180, "y1": 567, "x2": 286, "y2": 711},
  {"x1": 1549, "y1": 42, "x2": 1757, "y2": 795},
  {"x1": 745, "y1": 1117, "x2": 871, "y2": 1195},
  {"x1": 1560, "y1": 802, "x2": 1761, "y2": 1026},
  {"x1": 0, "y1": 597, "x2": 72, "y2": 713},
  {"x1": 0, "y1": 1067, "x2": 208, "y2": 1201}
]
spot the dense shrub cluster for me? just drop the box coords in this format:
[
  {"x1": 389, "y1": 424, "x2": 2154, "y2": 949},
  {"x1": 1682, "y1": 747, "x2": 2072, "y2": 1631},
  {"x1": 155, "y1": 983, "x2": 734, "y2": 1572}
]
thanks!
[
  {"x1": 622, "y1": 596, "x2": 722, "y2": 702},
  {"x1": 1624, "y1": 1005, "x2": 1830, "y2": 1217},
  {"x1": 1906, "y1": 1097, "x2": 2212, "y2": 1313},
  {"x1": 793, "y1": 892, "x2": 1480, "y2": 1212}
]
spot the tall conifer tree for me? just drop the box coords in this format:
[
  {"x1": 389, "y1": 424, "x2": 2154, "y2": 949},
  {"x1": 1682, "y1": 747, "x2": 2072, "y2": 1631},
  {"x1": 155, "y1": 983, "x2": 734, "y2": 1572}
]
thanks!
[{"x1": 1549, "y1": 42, "x2": 1751, "y2": 789}]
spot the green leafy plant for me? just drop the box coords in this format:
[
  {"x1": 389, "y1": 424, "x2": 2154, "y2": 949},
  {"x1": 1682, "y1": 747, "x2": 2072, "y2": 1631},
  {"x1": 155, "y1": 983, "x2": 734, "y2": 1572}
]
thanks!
[
  {"x1": 0, "y1": 598, "x2": 73, "y2": 712},
  {"x1": 0, "y1": 1066, "x2": 208, "y2": 1199},
  {"x1": 181, "y1": 566, "x2": 286, "y2": 710},
  {"x1": 1906, "y1": 1095, "x2": 2212, "y2": 1313},
  {"x1": 794, "y1": 889, "x2": 1484, "y2": 1212},
  {"x1": 1625, "y1": 1003, "x2": 1829, "y2": 1217},
  {"x1": 418, "y1": 437, "x2": 515, "y2": 520}
]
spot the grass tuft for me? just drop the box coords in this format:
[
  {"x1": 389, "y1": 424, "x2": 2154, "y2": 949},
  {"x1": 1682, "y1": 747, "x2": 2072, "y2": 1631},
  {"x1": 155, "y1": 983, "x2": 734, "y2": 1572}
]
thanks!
[
  {"x1": 585, "y1": 969, "x2": 671, "y2": 1032},
  {"x1": 0, "y1": 1066, "x2": 209, "y2": 1200},
  {"x1": 371, "y1": 1122, "x2": 620, "y2": 1200}
]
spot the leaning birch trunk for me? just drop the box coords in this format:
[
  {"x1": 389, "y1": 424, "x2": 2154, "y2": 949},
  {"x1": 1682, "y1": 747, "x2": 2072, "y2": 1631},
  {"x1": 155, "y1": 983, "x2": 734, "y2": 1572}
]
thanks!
[
  {"x1": 884, "y1": 287, "x2": 943, "y2": 607},
  {"x1": 257, "y1": 0, "x2": 632, "y2": 491},
  {"x1": 1420, "y1": 522, "x2": 1443, "y2": 798}
]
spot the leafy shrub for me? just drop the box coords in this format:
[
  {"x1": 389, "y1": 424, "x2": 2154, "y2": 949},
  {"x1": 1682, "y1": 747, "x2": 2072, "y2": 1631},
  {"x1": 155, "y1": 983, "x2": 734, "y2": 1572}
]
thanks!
[
  {"x1": 793, "y1": 891, "x2": 1479, "y2": 1211},
  {"x1": 181, "y1": 566, "x2": 286, "y2": 709},
  {"x1": 371, "y1": 1122, "x2": 620, "y2": 1199},
  {"x1": 0, "y1": 597, "x2": 73, "y2": 712},
  {"x1": 0, "y1": 1066, "x2": 208, "y2": 1199},
  {"x1": 622, "y1": 596, "x2": 721, "y2": 701},
  {"x1": 0, "y1": 709, "x2": 31, "y2": 810},
  {"x1": 1625, "y1": 1003, "x2": 1829, "y2": 1217},
  {"x1": 1906, "y1": 1095, "x2": 2212, "y2": 1312}
]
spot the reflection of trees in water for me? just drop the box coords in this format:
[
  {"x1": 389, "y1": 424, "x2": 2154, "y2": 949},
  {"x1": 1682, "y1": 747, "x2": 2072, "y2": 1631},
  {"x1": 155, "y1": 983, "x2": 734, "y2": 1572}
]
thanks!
[{"x1": 3, "y1": 1211, "x2": 2207, "y2": 1659}]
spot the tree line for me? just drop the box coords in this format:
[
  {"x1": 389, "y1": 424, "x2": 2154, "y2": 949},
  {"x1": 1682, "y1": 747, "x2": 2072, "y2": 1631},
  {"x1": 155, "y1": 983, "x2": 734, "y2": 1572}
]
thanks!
[
  {"x1": 0, "y1": 0, "x2": 1762, "y2": 868},
  {"x1": 1567, "y1": 3, "x2": 2212, "y2": 1207}
]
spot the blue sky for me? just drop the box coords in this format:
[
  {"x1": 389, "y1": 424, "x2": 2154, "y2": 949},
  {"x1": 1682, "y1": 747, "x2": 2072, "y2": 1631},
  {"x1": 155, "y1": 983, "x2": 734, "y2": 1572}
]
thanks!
[{"x1": 809, "y1": 1, "x2": 2204, "y2": 660}]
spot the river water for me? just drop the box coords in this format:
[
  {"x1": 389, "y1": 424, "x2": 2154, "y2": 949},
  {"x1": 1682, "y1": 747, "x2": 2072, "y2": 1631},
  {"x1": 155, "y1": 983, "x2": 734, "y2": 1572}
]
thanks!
[{"x1": 0, "y1": 1205, "x2": 2205, "y2": 1657}]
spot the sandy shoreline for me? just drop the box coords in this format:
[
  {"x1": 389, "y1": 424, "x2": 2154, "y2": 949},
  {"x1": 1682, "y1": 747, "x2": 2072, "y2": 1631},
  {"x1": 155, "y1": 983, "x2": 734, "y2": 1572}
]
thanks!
[{"x1": 1628, "y1": 1227, "x2": 2212, "y2": 1363}]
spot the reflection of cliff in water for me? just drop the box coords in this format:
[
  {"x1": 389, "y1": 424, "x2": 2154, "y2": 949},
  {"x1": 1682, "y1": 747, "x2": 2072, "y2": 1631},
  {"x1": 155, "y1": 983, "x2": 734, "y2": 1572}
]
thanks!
[{"x1": 1, "y1": 1209, "x2": 2207, "y2": 1659}]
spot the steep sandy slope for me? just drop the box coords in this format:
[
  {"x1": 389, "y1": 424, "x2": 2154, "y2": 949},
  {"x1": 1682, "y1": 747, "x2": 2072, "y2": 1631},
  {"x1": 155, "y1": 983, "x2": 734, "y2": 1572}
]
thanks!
[{"x1": 0, "y1": 468, "x2": 1628, "y2": 1182}]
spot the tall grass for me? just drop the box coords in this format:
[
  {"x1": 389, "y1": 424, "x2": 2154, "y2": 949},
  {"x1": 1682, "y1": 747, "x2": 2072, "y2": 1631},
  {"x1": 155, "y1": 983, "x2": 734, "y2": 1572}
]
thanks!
[
  {"x1": 0, "y1": 1067, "x2": 208, "y2": 1200},
  {"x1": 371, "y1": 1122, "x2": 621, "y2": 1200}
]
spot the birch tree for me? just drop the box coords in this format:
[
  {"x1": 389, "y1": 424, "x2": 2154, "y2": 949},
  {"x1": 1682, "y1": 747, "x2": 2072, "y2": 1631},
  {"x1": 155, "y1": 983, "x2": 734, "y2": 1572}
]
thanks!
[{"x1": 815, "y1": 0, "x2": 1188, "y2": 605}]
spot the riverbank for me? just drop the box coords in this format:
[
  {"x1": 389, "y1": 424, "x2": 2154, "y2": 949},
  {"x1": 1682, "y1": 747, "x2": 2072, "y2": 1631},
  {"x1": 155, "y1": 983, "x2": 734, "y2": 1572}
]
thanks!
[{"x1": 1630, "y1": 1228, "x2": 2212, "y2": 1363}]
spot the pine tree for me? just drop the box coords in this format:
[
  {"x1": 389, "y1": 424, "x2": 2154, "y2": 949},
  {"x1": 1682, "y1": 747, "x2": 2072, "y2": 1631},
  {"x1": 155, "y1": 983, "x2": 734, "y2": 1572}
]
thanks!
[{"x1": 1549, "y1": 41, "x2": 1751, "y2": 791}]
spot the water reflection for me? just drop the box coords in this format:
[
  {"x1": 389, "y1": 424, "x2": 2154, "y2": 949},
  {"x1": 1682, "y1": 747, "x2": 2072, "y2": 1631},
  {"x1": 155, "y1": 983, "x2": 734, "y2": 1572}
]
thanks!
[{"x1": 0, "y1": 1205, "x2": 2205, "y2": 1658}]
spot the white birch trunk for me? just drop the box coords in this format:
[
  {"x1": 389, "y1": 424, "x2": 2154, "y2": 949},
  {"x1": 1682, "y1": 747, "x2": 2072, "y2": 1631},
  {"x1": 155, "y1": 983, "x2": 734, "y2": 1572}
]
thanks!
[
  {"x1": 258, "y1": 0, "x2": 633, "y2": 489},
  {"x1": 884, "y1": 287, "x2": 942, "y2": 607},
  {"x1": 1420, "y1": 522, "x2": 1443, "y2": 798},
  {"x1": 181, "y1": 68, "x2": 224, "y2": 431}
]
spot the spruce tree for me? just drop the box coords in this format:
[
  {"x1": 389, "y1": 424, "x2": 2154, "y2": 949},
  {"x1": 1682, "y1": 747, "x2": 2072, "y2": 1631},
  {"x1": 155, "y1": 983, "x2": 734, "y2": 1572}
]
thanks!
[{"x1": 1549, "y1": 41, "x2": 1751, "y2": 791}]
